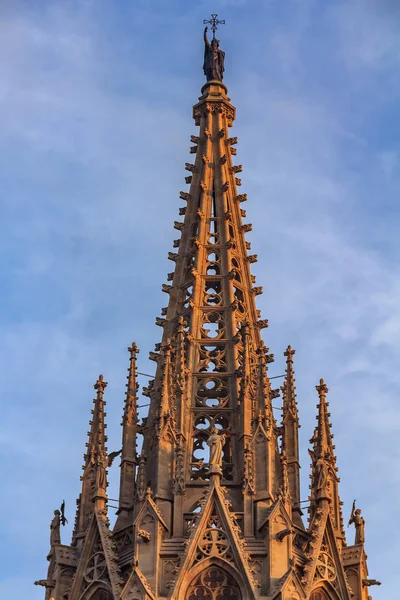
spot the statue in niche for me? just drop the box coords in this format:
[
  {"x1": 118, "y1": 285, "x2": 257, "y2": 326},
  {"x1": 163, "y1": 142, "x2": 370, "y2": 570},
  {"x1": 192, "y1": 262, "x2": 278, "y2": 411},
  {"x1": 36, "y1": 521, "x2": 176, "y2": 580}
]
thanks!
[
  {"x1": 203, "y1": 27, "x2": 225, "y2": 82},
  {"x1": 309, "y1": 449, "x2": 328, "y2": 495},
  {"x1": 96, "y1": 450, "x2": 108, "y2": 491},
  {"x1": 348, "y1": 500, "x2": 366, "y2": 544},
  {"x1": 207, "y1": 426, "x2": 226, "y2": 474},
  {"x1": 50, "y1": 509, "x2": 61, "y2": 546},
  {"x1": 315, "y1": 456, "x2": 328, "y2": 492}
]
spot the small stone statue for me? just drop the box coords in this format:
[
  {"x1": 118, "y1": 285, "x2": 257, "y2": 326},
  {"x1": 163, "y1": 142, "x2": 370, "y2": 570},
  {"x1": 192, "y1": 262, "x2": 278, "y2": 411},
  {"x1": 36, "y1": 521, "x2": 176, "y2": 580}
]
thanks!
[
  {"x1": 309, "y1": 449, "x2": 329, "y2": 495},
  {"x1": 348, "y1": 500, "x2": 365, "y2": 544},
  {"x1": 207, "y1": 425, "x2": 226, "y2": 474},
  {"x1": 50, "y1": 509, "x2": 61, "y2": 546},
  {"x1": 96, "y1": 451, "x2": 108, "y2": 491},
  {"x1": 203, "y1": 27, "x2": 225, "y2": 82},
  {"x1": 315, "y1": 456, "x2": 328, "y2": 492}
]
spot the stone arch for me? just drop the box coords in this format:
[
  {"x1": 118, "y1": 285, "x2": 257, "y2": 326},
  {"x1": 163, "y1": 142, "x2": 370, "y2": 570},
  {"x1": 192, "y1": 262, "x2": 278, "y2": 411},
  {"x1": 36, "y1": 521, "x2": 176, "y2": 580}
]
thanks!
[
  {"x1": 185, "y1": 563, "x2": 242, "y2": 600},
  {"x1": 310, "y1": 585, "x2": 340, "y2": 600},
  {"x1": 310, "y1": 590, "x2": 330, "y2": 600},
  {"x1": 79, "y1": 582, "x2": 113, "y2": 600}
]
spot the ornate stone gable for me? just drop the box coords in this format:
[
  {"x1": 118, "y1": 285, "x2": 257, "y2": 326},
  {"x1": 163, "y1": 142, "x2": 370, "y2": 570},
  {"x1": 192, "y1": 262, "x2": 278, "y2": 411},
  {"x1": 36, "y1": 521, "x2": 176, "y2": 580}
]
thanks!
[
  {"x1": 270, "y1": 569, "x2": 307, "y2": 600},
  {"x1": 121, "y1": 568, "x2": 156, "y2": 600},
  {"x1": 303, "y1": 511, "x2": 352, "y2": 600},
  {"x1": 169, "y1": 481, "x2": 259, "y2": 599},
  {"x1": 133, "y1": 491, "x2": 169, "y2": 535},
  {"x1": 67, "y1": 513, "x2": 121, "y2": 600}
]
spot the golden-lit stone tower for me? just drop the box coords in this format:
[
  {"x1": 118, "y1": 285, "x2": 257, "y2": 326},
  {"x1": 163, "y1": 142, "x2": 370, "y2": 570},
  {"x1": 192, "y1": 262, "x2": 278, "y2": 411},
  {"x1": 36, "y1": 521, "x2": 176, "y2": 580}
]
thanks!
[{"x1": 38, "y1": 21, "x2": 379, "y2": 600}]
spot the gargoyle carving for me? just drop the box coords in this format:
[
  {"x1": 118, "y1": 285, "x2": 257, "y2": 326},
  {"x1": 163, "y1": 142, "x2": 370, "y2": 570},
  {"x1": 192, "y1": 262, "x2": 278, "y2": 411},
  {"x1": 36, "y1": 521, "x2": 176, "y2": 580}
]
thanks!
[
  {"x1": 276, "y1": 528, "x2": 291, "y2": 542},
  {"x1": 137, "y1": 529, "x2": 151, "y2": 543}
]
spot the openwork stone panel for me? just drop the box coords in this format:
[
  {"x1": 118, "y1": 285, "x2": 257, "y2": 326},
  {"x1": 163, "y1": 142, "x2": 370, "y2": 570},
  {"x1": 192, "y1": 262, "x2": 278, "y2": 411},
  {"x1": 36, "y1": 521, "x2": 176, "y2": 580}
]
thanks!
[{"x1": 186, "y1": 566, "x2": 241, "y2": 600}]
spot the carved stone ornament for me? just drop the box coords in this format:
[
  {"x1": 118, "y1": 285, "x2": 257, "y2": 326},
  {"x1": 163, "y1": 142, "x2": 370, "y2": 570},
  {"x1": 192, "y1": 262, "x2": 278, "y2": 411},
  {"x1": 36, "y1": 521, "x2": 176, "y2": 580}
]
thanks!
[
  {"x1": 194, "y1": 102, "x2": 235, "y2": 126},
  {"x1": 186, "y1": 566, "x2": 241, "y2": 600},
  {"x1": 84, "y1": 551, "x2": 107, "y2": 584},
  {"x1": 242, "y1": 441, "x2": 255, "y2": 494},
  {"x1": 174, "y1": 442, "x2": 186, "y2": 494},
  {"x1": 314, "y1": 551, "x2": 336, "y2": 583},
  {"x1": 137, "y1": 529, "x2": 151, "y2": 542}
]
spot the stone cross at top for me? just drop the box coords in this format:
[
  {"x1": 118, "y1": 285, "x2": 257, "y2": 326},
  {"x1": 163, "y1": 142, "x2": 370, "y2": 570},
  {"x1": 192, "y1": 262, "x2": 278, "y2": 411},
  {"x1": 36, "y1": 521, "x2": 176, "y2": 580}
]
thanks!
[{"x1": 203, "y1": 13, "x2": 225, "y2": 39}]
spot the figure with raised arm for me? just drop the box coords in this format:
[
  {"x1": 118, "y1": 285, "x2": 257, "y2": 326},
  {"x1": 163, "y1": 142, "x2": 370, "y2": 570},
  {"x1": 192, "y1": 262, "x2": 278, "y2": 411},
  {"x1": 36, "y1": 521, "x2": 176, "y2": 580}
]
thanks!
[
  {"x1": 203, "y1": 27, "x2": 225, "y2": 82},
  {"x1": 348, "y1": 500, "x2": 366, "y2": 544}
]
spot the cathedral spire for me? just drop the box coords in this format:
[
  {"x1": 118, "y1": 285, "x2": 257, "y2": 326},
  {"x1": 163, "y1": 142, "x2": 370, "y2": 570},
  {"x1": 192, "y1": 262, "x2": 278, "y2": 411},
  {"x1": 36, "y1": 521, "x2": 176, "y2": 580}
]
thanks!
[
  {"x1": 76, "y1": 375, "x2": 109, "y2": 543},
  {"x1": 92, "y1": 375, "x2": 109, "y2": 515},
  {"x1": 309, "y1": 379, "x2": 345, "y2": 544},
  {"x1": 313, "y1": 378, "x2": 335, "y2": 463},
  {"x1": 140, "y1": 35, "x2": 275, "y2": 538},
  {"x1": 281, "y1": 345, "x2": 302, "y2": 527},
  {"x1": 115, "y1": 344, "x2": 139, "y2": 530}
]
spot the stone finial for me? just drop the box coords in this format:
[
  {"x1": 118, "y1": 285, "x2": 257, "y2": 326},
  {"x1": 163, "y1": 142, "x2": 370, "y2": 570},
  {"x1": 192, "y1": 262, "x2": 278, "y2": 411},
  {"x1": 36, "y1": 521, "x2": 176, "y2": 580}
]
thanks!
[
  {"x1": 94, "y1": 373, "x2": 107, "y2": 395},
  {"x1": 316, "y1": 377, "x2": 328, "y2": 398},
  {"x1": 282, "y1": 345, "x2": 297, "y2": 415},
  {"x1": 124, "y1": 343, "x2": 139, "y2": 426},
  {"x1": 314, "y1": 378, "x2": 332, "y2": 458}
]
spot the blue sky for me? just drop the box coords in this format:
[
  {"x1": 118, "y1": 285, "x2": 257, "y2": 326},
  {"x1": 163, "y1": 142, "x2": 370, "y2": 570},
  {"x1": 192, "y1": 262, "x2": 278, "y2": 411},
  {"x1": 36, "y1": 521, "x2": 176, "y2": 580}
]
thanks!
[{"x1": 1, "y1": 0, "x2": 399, "y2": 597}]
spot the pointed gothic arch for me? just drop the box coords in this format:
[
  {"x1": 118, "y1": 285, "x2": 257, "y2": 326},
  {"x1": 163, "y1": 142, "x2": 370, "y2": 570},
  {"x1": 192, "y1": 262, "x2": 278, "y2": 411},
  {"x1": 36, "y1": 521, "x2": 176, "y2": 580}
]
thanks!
[
  {"x1": 310, "y1": 591, "x2": 329, "y2": 600},
  {"x1": 79, "y1": 582, "x2": 113, "y2": 600},
  {"x1": 185, "y1": 564, "x2": 242, "y2": 600},
  {"x1": 310, "y1": 586, "x2": 339, "y2": 600}
]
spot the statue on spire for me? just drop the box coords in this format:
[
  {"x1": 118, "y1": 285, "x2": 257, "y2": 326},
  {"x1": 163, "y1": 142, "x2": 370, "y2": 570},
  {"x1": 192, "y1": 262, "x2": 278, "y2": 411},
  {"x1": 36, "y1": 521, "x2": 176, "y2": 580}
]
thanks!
[
  {"x1": 203, "y1": 17, "x2": 225, "y2": 81},
  {"x1": 207, "y1": 426, "x2": 226, "y2": 474},
  {"x1": 50, "y1": 509, "x2": 61, "y2": 546},
  {"x1": 348, "y1": 500, "x2": 366, "y2": 544}
]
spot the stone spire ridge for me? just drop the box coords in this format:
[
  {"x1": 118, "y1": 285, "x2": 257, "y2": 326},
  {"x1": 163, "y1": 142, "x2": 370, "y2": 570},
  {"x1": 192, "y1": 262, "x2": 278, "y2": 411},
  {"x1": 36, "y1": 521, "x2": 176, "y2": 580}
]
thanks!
[
  {"x1": 92, "y1": 375, "x2": 109, "y2": 516},
  {"x1": 160, "y1": 339, "x2": 173, "y2": 420},
  {"x1": 281, "y1": 346, "x2": 303, "y2": 527},
  {"x1": 308, "y1": 378, "x2": 346, "y2": 544},
  {"x1": 140, "y1": 74, "x2": 273, "y2": 537},
  {"x1": 255, "y1": 340, "x2": 275, "y2": 423},
  {"x1": 313, "y1": 378, "x2": 333, "y2": 458},
  {"x1": 74, "y1": 375, "x2": 109, "y2": 545},
  {"x1": 115, "y1": 344, "x2": 139, "y2": 529},
  {"x1": 251, "y1": 340, "x2": 282, "y2": 514},
  {"x1": 281, "y1": 346, "x2": 298, "y2": 423}
]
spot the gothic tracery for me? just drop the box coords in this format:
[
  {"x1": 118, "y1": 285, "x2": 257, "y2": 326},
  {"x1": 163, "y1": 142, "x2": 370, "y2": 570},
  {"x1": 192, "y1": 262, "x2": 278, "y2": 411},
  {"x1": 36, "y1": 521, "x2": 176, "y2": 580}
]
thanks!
[{"x1": 186, "y1": 566, "x2": 241, "y2": 600}]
